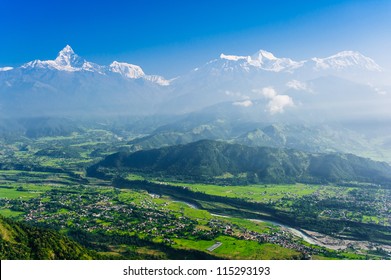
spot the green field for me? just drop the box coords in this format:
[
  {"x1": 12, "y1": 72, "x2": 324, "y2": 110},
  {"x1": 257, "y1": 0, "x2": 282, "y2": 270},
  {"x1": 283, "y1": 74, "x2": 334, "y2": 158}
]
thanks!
[
  {"x1": 0, "y1": 186, "x2": 43, "y2": 200},
  {"x1": 0, "y1": 208, "x2": 24, "y2": 217},
  {"x1": 155, "y1": 181, "x2": 318, "y2": 202},
  {"x1": 173, "y1": 235, "x2": 302, "y2": 259}
]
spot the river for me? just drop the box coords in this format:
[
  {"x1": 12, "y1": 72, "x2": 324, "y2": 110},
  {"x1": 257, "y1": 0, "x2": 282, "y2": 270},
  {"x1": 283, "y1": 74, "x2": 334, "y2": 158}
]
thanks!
[{"x1": 171, "y1": 199, "x2": 321, "y2": 245}]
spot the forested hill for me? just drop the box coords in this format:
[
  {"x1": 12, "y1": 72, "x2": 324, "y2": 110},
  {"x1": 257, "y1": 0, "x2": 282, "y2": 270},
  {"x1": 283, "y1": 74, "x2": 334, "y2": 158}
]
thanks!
[
  {"x1": 0, "y1": 215, "x2": 94, "y2": 259},
  {"x1": 88, "y1": 140, "x2": 391, "y2": 185}
]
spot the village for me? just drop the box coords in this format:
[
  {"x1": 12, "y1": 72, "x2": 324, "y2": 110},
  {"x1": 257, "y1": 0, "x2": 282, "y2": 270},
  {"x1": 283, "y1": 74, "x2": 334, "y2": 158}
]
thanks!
[{"x1": 0, "y1": 184, "x2": 329, "y2": 259}]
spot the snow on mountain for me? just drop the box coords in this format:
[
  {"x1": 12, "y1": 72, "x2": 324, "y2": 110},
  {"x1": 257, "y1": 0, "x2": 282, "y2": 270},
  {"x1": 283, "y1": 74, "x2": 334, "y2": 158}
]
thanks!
[
  {"x1": 81, "y1": 61, "x2": 106, "y2": 74},
  {"x1": 109, "y1": 61, "x2": 170, "y2": 86},
  {"x1": 311, "y1": 51, "x2": 382, "y2": 72},
  {"x1": 109, "y1": 61, "x2": 145, "y2": 79},
  {"x1": 220, "y1": 54, "x2": 249, "y2": 61},
  {"x1": 18, "y1": 45, "x2": 169, "y2": 85},
  {"x1": 248, "y1": 50, "x2": 304, "y2": 72},
  {"x1": 218, "y1": 50, "x2": 304, "y2": 72},
  {"x1": 143, "y1": 75, "x2": 171, "y2": 86},
  {"x1": 13, "y1": 46, "x2": 380, "y2": 87},
  {"x1": 21, "y1": 45, "x2": 87, "y2": 72},
  {"x1": 215, "y1": 49, "x2": 382, "y2": 74},
  {"x1": 0, "y1": 67, "x2": 13, "y2": 71},
  {"x1": 54, "y1": 45, "x2": 85, "y2": 69}
]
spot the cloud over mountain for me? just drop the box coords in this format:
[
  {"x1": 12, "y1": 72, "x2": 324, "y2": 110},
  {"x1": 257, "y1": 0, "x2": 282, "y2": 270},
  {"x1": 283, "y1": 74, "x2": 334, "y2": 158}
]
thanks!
[
  {"x1": 286, "y1": 80, "x2": 311, "y2": 92},
  {"x1": 255, "y1": 87, "x2": 295, "y2": 114}
]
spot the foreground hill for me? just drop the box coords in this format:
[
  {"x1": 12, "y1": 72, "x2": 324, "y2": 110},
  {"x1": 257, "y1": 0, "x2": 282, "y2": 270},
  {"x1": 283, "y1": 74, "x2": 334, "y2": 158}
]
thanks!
[
  {"x1": 88, "y1": 140, "x2": 391, "y2": 185},
  {"x1": 0, "y1": 215, "x2": 94, "y2": 259}
]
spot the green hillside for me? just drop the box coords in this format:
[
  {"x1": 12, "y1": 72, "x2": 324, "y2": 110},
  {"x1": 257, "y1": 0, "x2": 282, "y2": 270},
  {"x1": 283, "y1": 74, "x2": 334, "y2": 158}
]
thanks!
[
  {"x1": 89, "y1": 140, "x2": 391, "y2": 185},
  {"x1": 0, "y1": 215, "x2": 94, "y2": 260}
]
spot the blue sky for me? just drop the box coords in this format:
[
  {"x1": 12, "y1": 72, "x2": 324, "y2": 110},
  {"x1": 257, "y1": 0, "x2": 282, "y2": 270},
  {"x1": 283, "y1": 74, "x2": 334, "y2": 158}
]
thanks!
[{"x1": 1, "y1": 0, "x2": 390, "y2": 77}]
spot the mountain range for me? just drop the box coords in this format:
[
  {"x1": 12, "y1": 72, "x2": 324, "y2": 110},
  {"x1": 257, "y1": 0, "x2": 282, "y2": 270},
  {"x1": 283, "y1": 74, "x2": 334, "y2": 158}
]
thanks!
[
  {"x1": 11, "y1": 45, "x2": 170, "y2": 85},
  {"x1": 1, "y1": 45, "x2": 390, "y2": 120}
]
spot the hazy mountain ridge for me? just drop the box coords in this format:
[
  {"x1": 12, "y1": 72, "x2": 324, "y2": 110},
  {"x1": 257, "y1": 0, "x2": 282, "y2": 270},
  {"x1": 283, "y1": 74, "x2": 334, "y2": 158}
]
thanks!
[
  {"x1": 122, "y1": 109, "x2": 391, "y2": 164},
  {"x1": 1, "y1": 112, "x2": 389, "y2": 165},
  {"x1": 89, "y1": 139, "x2": 391, "y2": 186}
]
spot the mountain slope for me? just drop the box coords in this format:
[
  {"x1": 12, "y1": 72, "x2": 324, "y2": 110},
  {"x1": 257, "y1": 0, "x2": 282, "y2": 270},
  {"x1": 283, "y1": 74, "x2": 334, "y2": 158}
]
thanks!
[{"x1": 88, "y1": 140, "x2": 391, "y2": 185}]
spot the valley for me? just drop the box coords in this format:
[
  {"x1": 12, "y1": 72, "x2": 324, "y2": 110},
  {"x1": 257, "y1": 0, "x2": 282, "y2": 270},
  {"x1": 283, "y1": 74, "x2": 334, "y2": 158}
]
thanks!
[{"x1": 0, "y1": 120, "x2": 390, "y2": 260}]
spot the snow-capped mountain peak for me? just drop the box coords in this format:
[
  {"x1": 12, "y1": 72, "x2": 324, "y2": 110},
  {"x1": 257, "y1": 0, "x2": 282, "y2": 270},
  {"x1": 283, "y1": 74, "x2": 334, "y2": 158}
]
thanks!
[
  {"x1": 108, "y1": 61, "x2": 170, "y2": 85},
  {"x1": 216, "y1": 49, "x2": 304, "y2": 72},
  {"x1": 54, "y1": 45, "x2": 85, "y2": 69},
  {"x1": 22, "y1": 45, "x2": 86, "y2": 72},
  {"x1": 252, "y1": 49, "x2": 278, "y2": 61},
  {"x1": 109, "y1": 61, "x2": 145, "y2": 79},
  {"x1": 214, "y1": 49, "x2": 382, "y2": 74},
  {"x1": 60, "y1": 44, "x2": 74, "y2": 54},
  {"x1": 312, "y1": 51, "x2": 382, "y2": 72},
  {"x1": 249, "y1": 50, "x2": 304, "y2": 71}
]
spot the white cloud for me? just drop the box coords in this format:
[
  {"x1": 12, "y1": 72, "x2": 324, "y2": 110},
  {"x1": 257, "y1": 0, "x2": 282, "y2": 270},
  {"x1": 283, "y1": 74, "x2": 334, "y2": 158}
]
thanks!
[
  {"x1": 374, "y1": 88, "x2": 387, "y2": 95},
  {"x1": 225, "y1": 90, "x2": 249, "y2": 99},
  {"x1": 372, "y1": 86, "x2": 387, "y2": 95},
  {"x1": 367, "y1": 83, "x2": 387, "y2": 95},
  {"x1": 254, "y1": 86, "x2": 295, "y2": 114},
  {"x1": 233, "y1": 100, "x2": 253, "y2": 107},
  {"x1": 267, "y1": 95, "x2": 294, "y2": 114},
  {"x1": 286, "y1": 80, "x2": 309, "y2": 91},
  {"x1": 261, "y1": 87, "x2": 277, "y2": 98}
]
